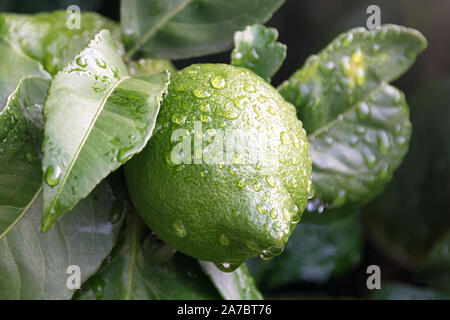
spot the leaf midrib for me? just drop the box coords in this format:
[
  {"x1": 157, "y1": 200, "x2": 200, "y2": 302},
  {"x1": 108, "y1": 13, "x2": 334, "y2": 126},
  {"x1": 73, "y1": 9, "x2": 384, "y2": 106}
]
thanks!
[
  {"x1": 125, "y1": 0, "x2": 193, "y2": 60},
  {"x1": 308, "y1": 83, "x2": 386, "y2": 139},
  {"x1": 44, "y1": 76, "x2": 131, "y2": 229},
  {"x1": 0, "y1": 187, "x2": 41, "y2": 240}
]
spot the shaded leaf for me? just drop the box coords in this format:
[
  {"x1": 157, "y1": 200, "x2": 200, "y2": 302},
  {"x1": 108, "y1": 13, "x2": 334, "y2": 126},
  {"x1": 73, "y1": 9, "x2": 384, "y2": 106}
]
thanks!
[
  {"x1": 0, "y1": 77, "x2": 50, "y2": 239},
  {"x1": 199, "y1": 261, "x2": 263, "y2": 300},
  {"x1": 127, "y1": 58, "x2": 177, "y2": 77},
  {"x1": 231, "y1": 24, "x2": 286, "y2": 82},
  {"x1": 122, "y1": 0, "x2": 285, "y2": 60},
  {"x1": 75, "y1": 212, "x2": 220, "y2": 300},
  {"x1": 0, "y1": 180, "x2": 124, "y2": 299},
  {"x1": 370, "y1": 282, "x2": 450, "y2": 300},
  {"x1": 0, "y1": 11, "x2": 123, "y2": 75},
  {"x1": 248, "y1": 210, "x2": 362, "y2": 286},
  {"x1": 363, "y1": 76, "x2": 450, "y2": 268},
  {"x1": 41, "y1": 30, "x2": 170, "y2": 231},
  {"x1": 278, "y1": 25, "x2": 427, "y2": 207}
]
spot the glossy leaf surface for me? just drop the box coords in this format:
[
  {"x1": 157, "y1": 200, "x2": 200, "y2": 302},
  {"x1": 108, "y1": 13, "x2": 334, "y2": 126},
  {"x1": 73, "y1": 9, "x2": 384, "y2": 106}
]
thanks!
[{"x1": 122, "y1": 0, "x2": 285, "y2": 60}]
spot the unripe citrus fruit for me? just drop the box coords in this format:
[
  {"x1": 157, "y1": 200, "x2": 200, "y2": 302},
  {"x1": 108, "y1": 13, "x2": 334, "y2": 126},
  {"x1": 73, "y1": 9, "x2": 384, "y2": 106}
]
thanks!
[{"x1": 125, "y1": 63, "x2": 313, "y2": 271}]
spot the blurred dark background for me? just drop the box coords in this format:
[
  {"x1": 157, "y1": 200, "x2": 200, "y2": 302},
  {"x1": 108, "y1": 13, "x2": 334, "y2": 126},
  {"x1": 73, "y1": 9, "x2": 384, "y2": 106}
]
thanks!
[{"x1": 2, "y1": 0, "x2": 449, "y2": 299}]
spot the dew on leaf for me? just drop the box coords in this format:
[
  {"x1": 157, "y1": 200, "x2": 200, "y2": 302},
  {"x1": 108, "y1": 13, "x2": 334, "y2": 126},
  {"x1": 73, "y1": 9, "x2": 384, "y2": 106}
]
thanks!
[{"x1": 44, "y1": 165, "x2": 62, "y2": 187}]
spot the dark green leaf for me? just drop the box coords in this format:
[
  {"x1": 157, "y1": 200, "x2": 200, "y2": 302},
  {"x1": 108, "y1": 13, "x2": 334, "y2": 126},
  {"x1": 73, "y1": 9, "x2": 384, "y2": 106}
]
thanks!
[
  {"x1": 278, "y1": 25, "x2": 427, "y2": 207},
  {"x1": 248, "y1": 210, "x2": 362, "y2": 286},
  {"x1": 122, "y1": 0, "x2": 285, "y2": 60},
  {"x1": 0, "y1": 180, "x2": 123, "y2": 299},
  {"x1": 75, "y1": 212, "x2": 220, "y2": 300},
  {"x1": 363, "y1": 76, "x2": 450, "y2": 268},
  {"x1": 127, "y1": 58, "x2": 177, "y2": 77},
  {"x1": 231, "y1": 24, "x2": 286, "y2": 82},
  {"x1": 0, "y1": 77, "x2": 50, "y2": 239},
  {"x1": 41, "y1": 30, "x2": 170, "y2": 232},
  {"x1": 370, "y1": 282, "x2": 450, "y2": 300},
  {"x1": 199, "y1": 261, "x2": 263, "y2": 300},
  {"x1": 0, "y1": 11, "x2": 123, "y2": 75}
]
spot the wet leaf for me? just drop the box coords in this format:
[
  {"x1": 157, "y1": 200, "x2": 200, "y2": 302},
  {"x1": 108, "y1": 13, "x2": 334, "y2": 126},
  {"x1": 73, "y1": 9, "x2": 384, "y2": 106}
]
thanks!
[
  {"x1": 248, "y1": 210, "x2": 362, "y2": 286},
  {"x1": 41, "y1": 30, "x2": 170, "y2": 232},
  {"x1": 278, "y1": 25, "x2": 427, "y2": 207},
  {"x1": 0, "y1": 11, "x2": 123, "y2": 75},
  {"x1": 0, "y1": 180, "x2": 123, "y2": 299},
  {"x1": 231, "y1": 24, "x2": 286, "y2": 82},
  {"x1": 121, "y1": 0, "x2": 285, "y2": 60},
  {"x1": 0, "y1": 77, "x2": 49, "y2": 239},
  {"x1": 363, "y1": 76, "x2": 450, "y2": 268},
  {"x1": 75, "y1": 212, "x2": 220, "y2": 300}
]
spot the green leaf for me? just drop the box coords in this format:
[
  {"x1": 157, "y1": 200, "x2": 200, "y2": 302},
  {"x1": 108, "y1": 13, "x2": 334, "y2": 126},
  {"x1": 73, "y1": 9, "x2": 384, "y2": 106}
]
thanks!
[
  {"x1": 127, "y1": 58, "x2": 177, "y2": 77},
  {"x1": 199, "y1": 261, "x2": 263, "y2": 300},
  {"x1": 75, "y1": 212, "x2": 220, "y2": 300},
  {"x1": 278, "y1": 25, "x2": 427, "y2": 207},
  {"x1": 122, "y1": 0, "x2": 286, "y2": 60},
  {"x1": 0, "y1": 77, "x2": 50, "y2": 239},
  {"x1": 231, "y1": 24, "x2": 286, "y2": 82},
  {"x1": 0, "y1": 180, "x2": 124, "y2": 299},
  {"x1": 370, "y1": 282, "x2": 450, "y2": 300},
  {"x1": 41, "y1": 30, "x2": 170, "y2": 232},
  {"x1": 0, "y1": 11, "x2": 123, "y2": 75},
  {"x1": 363, "y1": 76, "x2": 450, "y2": 268},
  {"x1": 248, "y1": 210, "x2": 362, "y2": 286},
  {"x1": 0, "y1": 36, "x2": 50, "y2": 109}
]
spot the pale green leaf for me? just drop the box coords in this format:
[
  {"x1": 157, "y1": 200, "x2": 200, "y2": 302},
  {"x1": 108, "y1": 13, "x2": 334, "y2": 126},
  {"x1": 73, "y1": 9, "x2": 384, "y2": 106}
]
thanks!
[
  {"x1": 41, "y1": 30, "x2": 170, "y2": 231},
  {"x1": 278, "y1": 25, "x2": 427, "y2": 207},
  {"x1": 231, "y1": 24, "x2": 286, "y2": 82}
]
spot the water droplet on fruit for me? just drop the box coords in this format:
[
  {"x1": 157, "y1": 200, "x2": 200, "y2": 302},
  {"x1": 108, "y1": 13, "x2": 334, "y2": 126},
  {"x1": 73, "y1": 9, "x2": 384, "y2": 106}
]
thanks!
[
  {"x1": 192, "y1": 88, "x2": 210, "y2": 99},
  {"x1": 237, "y1": 178, "x2": 246, "y2": 188},
  {"x1": 270, "y1": 208, "x2": 278, "y2": 219},
  {"x1": 244, "y1": 83, "x2": 256, "y2": 93},
  {"x1": 224, "y1": 110, "x2": 239, "y2": 120},
  {"x1": 173, "y1": 220, "x2": 187, "y2": 237},
  {"x1": 215, "y1": 262, "x2": 240, "y2": 272},
  {"x1": 171, "y1": 113, "x2": 187, "y2": 125},
  {"x1": 257, "y1": 203, "x2": 267, "y2": 214},
  {"x1": 210, "y1": 76, "x2": 226, "y2": 89},
  {"x1": 265, "y1": 176, "x2": 276, "y2": 188},
  {"x1": 199, "y1": 114, "x2": 211, "y2": 123},
  {"x1": 280, "y1": 131, "x2": 291, "y2": 145}
]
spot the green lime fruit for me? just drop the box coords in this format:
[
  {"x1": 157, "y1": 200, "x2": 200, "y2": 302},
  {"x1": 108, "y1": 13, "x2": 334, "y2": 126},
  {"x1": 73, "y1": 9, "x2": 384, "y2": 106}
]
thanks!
[{"x1": 125, "y1": 63, "x2": 313, "y2": 271}]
